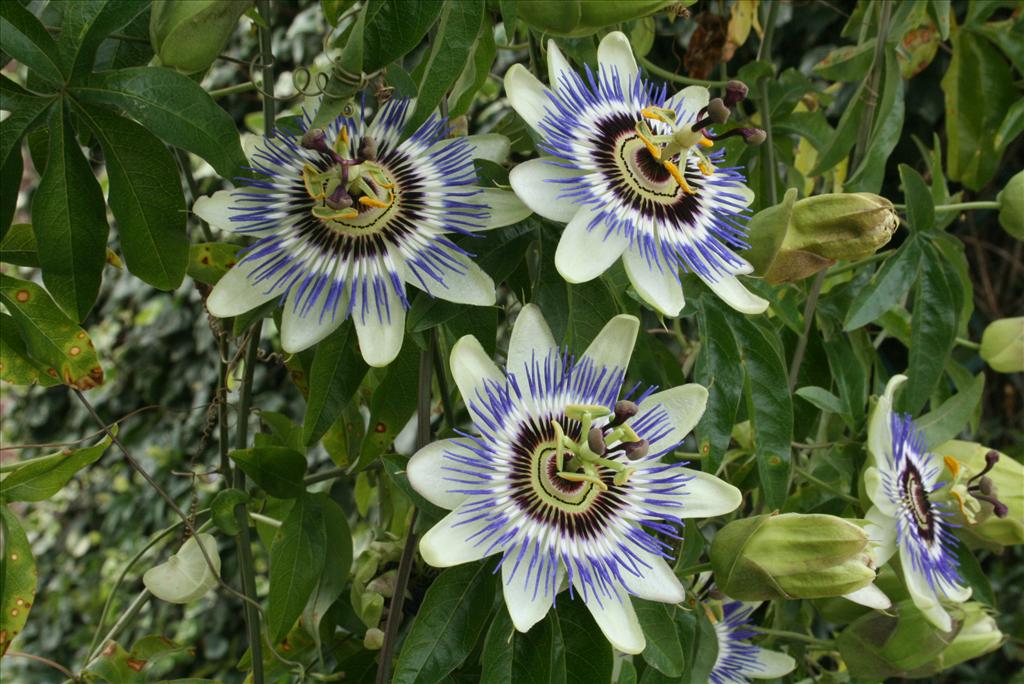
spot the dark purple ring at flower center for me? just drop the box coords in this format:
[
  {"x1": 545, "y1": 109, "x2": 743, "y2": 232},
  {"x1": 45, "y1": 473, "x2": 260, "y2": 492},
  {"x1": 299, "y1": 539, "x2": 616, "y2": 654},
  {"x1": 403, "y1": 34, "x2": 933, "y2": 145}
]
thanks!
[{"x1": 900, "y1": 463, "x2": 935, "y2": 542}]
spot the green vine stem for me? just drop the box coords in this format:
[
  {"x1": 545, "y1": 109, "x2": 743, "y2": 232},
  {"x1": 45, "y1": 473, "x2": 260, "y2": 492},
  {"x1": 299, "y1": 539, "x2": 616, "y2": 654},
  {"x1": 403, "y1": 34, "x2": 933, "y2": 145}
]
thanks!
[
  {"x1": 751, "y1": 627, "x2": 834, "y2": 649},
  {"x1": 637, "y1": 56, "x2": 729, "y2": 87},
  {"x1": 85, "y1": 590, "x2": 151, "y2": 666},
  {"x1": 756, "y1": 0, "x2": 780, "y2": 205}
]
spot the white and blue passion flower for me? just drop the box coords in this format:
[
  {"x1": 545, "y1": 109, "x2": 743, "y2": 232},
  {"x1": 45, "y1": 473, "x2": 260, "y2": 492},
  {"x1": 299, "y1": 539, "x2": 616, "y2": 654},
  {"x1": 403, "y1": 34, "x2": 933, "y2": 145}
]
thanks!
[
  {"x1": 406, "y1": 305, "x2": 742, "y2": 653},
  {"x1": 504, "y1": 32, "x2": 768, "y2": 318},
  {"x1": 709, "y1": 601, "x2": 796, "y2": 684},
  {"x1": 193, "y1": 98, "x2": 530, "y2": 367},
  {"x1": 864, "y1": 375, "x2": 971, "y2": 631}
]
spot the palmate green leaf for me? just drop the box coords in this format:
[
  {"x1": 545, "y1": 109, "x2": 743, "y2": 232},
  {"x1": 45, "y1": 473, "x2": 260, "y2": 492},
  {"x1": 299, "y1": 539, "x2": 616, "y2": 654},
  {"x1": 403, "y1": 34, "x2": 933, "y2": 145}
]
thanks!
[
  {"x1": 404, "y1": 0, "x2": 484, "y2": 136},
  {"x1": 448, "y1": 11, "x2": 497, "y2": 117},
  {"x1": 302, "y1": 498, "x2": 352, "y2": 656},
  {"x1": 823, "y1": 333, "x2": 868, "y2": 429},
  {"x1": 0, "y1": 506, "x2": 37, "y2": 655},
  {"x1": 695, "y1": 298, "x2": 744, "y2": 473},
  {"x1": 209, "y1": 488, "x2": 248, "y2": 536},
  {"x1": 795, "y1": 386, "x2": 844, "y2": 414},
  {"x1": 808, "y1": 78, "x2": 866, "y2": 176},
  {"x1": 901, "y1": 240, "x2": 960, "y2": 414},
  {"x1": 186, "y1": 242, "x2": 242, "y2": 286},
  {"x1": 558, "y1": 599, "x2": 613, "y2": 684},
  {"x1": 678, "y1": 605, "x2": 719, "y2": 684},
  {"x1": 0, "y1": 433, "x2": 112, "y2": 503},
  {"x1": 362, "y1": 0, "x2": 443, "y2": 73},
  {"x1": 0, "y1": 76, "x2": 55, "y2": 173},
  {"x1": 0, "y1": 142, "x2": 22, "y2": 240},
  {"x1": 0, "y1": 224, "x2": 38, "y2": 267},
  {"x1": 899, "y1": 164, "x2": 935, "y2": 233},
  {"x1": 72, "y1": 67, "x2": 248, "y2": 178},
  {"x1": 0, "y1": 274, "x2": 104, "y2": 389},
  {"x1": 57, "y1": 0, "x2": 149, "y2": 79},
  {"x1": 0, "y1": 312, "x2": 59, "y2": 387},
  {"x1": 812, "y1": 40, "x2": 876, "y2": 82},
  {"x1": 394, "y1": 563, "x2": 494, "y2": 684},
  {"x1": 229, "y1": 447, "x2": 306, "y2": 499},
  {"x1": 75, "y1": 103, "x2": 188, "y2": 290},
  {"x1": 268, "y1": 492, "x2": 327, "y2": 642},
  {"x1": 354, "y1": 342, "x2": 420, "y2": 471},
  {"x1": 917, "y1": 372, "x2": 984, "y2": 449},
  {"x1": 480, "y1": 607, "x2": 566, "y2": 684},
  {"x1": 303, "y1": 322, "x2": 368, "y2": 446},
  {"x1": 942, "y1": 26, "x2": 1015, "y2": 191},
  {"x1": 845, "y1": 46, "x2": 904, "y2": 193},
  {"x1": 844, "y1": 238, "x2": 922, "y2": 331},
  {"x1": 636, "y1": 601, "x2": 684, "y2": 677},
  {"x1": 32, "y1": 100, "x2": 110, "y2": 321},
  {"x1": 0, "y1": 2, "x2": 65, "y2": 85}
]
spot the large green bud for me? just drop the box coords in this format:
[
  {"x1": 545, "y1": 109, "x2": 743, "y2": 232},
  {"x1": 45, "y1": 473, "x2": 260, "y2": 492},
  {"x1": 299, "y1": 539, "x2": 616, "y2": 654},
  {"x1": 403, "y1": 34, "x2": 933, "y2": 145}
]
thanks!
[
  {"x1": 939, "y1": 440, "x2": 1023, "y2": 547},
  {"x1": 997, "y1": 170, "x2": 1023, "y2": 239},
  {"x1": 150, "y1": 0, "x2": 252, "y2": 74},
  {"x1": 837, "y1": 600, "x2": 960, "y2": 679},
  {"x1": 743, "y1": 192, "x2": 898, "y2": 283},
  {"x1": 906, "y1": 603, "x2": 1003, "y2": 676},
  {"x1": 980, "y1": 316, "x2": 1024, "y2": 374},
  {"x1": 709, "y1": 513, "x2": 876, "y2": 600},
  {"x1": 517, "y1": 0, "x2": 688, "y2": 37}
]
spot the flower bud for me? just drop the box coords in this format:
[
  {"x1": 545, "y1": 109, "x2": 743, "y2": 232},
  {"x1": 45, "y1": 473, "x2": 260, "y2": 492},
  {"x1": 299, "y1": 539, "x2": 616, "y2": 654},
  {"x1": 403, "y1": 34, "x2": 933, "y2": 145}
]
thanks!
[
  {"x1": 710, "y1": 513, "x2": 876, "y2": 600},
  {"x1": 980, "y1": 317, "x2": 1024, "y2": 374},
  {"x1": 908, "y1": 603, "x2": 1003, "y2": 675},
  {"x1": 518, "y1": 1, "x2": 678, "y2": 37},
  {"x1": 363, "y1": 627, "x2": 385, "y2": 650},
  {"x1": 784, "y1": 193, "x2": 899, "y2": 261},
  {"x1": 150, "y1": 0, "x2": 253, "y2": 74},
  {"x1": 938, "y1": 440, "x2": 1023, "y2": 547},
  {"x1": 997, "y1": 170, "x2": 1024, "y2": 239},
  {"x1": 837, "y1": 599, "x2": 958, "y2": 679}
]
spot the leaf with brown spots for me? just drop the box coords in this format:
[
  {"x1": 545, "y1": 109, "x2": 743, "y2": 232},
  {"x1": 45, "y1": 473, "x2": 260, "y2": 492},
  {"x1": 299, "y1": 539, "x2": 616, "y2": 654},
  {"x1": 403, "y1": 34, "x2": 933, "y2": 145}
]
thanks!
[
  {"x1": 0, "y1": 274, "x2": 104, "y2": 389},
  {"x1": 187, "y1": 242, "x2": 243, "y2": 286},
  {"x1": 0, "y1": 506, "x2": 36, "y2": 655},
  {"x1": 0, "y1": 312, "x2": 59, "y2": 387}
]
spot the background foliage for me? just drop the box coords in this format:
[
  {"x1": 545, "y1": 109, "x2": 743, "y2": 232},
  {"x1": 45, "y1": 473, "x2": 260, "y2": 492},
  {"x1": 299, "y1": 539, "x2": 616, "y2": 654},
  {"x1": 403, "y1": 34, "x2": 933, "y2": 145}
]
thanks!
[{"x1": 1, "y1": 0, "x2": 1021, "y2": 682}]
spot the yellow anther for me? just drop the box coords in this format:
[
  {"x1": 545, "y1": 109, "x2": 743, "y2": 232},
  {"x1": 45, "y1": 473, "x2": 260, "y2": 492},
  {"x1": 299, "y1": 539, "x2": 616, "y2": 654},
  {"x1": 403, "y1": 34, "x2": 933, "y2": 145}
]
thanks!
[
  {"x1": 359, "y1": 195, "x2": 390, "y2": 209},
  {"x1": 663, "y1": 160, "x2": 695, "y2": 194},
  {"x1": 635, "y1": 130, "x2": 663, "y2": 161},
  {"x1": 950, "y1": 488, "x2": 970, "y2": 518},
  {"x1": 943, "y1": 456, "x2": 961, "y2": 478},
  {"x1": 302, "y1": 163, "x2": 326, "y2": 200},
  {"x1": 698, "y1": 159, "x2": 714, "y2": 177},
  {"x1": 641, "y1": 106, "x2": 672, "y2": 124},
  {"x1": 612, "y1": 467, "x2": 636, "y2": 487},
  {"x1": 558, "y1": 470, "x2": 609, "y2": 492},
  {"x1": 552, "y1": 421, "x2": 566, "y2": 472},
  {"x1": 698, "y1": 136, "x2": 715, "y2": 148}
]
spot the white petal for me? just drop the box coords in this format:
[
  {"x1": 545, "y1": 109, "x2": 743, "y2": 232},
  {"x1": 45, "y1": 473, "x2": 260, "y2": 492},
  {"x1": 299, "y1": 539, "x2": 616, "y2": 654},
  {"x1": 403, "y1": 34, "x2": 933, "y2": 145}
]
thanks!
[
  {"x1": 573, "y1": 576, "x2": 645, "y2": 654},
  {"x1": 406, "y1": 247, "x2": 496, "y2": 306},
  {"x1": 580, "y1": 314, "x2": 639, "y2": 376},
  {"x1": 864, "y1": 506, "x2": 897, "y2": 566},
  {"x1": 503, "y1": 558, "x2": 562, "y2": 633},
  {"x1": 509, "y1": 158, "x2": 584, "y2": 223},
  {"x1": 418, "y1": 506, "x2": 503, "y2": 568},
  {"x1": 700, "y1": 270, "x2": 769, "y2": 314},
  {"x1": 354, "y1": 302, "x2": 405, "y2": 368},
  {"x1": 446, "y1": 133, "x2": 511, "y2": 164},
  {"x1": 450, "y1": 334, "x2": 505, "y2": 410},
  {"x1": 407, "y1": 439, "x2": 476, "y2": 510},
  {"x1": 206, "y1": 259, "x2": 279, "y2": 317},
  {"x1": 507, "y1": 303, "x2": 558, "y2": 380},
  {"x1": 479, "y1": 188, "x2": 532, "y2": 229},
  {"x1": 622, "y1": 247, "x2": 685, "y2": 317},
  {"x1": 280, "y1": 297, "x2": 346, "y2": 353},
  {"x1": 842, "y1": 583, "x2": 892, "y2": 610},
  {"x1": 750, "y1": 648, "x2": 797, "y2": 679},
  {"x1": 863, "y1": 466, "x2": 898, "y2": 517},
  {"x1": 944, "y1": 580, "x2": 972, "y2": 604},
  {"x1": 597, "y1": 31, "x2": 638, "y2": 86},
  {"x1": 556, "y1": 205, "x2": 630, "y2": 283},
  {"x1": 631, "y1": 384, "x2": 708, "y2": 451},
  {"x1": 546, "y1": 39, "x2": 576, "y2": 94},
  {"x1": 902, "y1": 558, "x2": 953, "y2": 632},
  {"x1": 666, "y1": 85, "x2": 710, "y2": 121},
  {"x1": 193, "y1": 190, "x2": 237, "y2": 232},
  {"x1": 672, "y1": 467, "x2": 742, "y2": 518},
  {"x1": 868, "y1": 374, "x2": 907, "y2": 470},
  {"x1": 621, "y1": 551, "x2": 685, "y2": 604},
  {"x1": 504, "y1": 64, "x2": 553, "y2": 132},
  {"x1": 732, "y1": 183, "x2": 756, "y2": 208}
]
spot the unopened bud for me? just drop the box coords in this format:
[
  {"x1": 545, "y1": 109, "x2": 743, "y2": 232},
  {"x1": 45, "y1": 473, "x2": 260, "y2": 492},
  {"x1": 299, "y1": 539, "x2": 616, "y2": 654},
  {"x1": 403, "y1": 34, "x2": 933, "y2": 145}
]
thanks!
[
  {"x1": 363, "y1": 627, "x2": 385, "y2": 650},
  {"x1": 150, "y1": 0, "x2": 253, "y2": 74},
  {"x1": 785, "y1": 193, "x2": 899, "y2": 261},
  {"x1": 980, "y1": 317, "x2": 1024, "y2": 374},
  {"x1": 997, "y1": 170, "x2": 1024, "y2": 239},
  {"x1": 838, "y1": 599, "x2": 958, "y2": 679},
  {"x1": 588, "y1": 427, "x2": 607, "y2": 456},
  {"x1": 710, "y1": 513, "x2": 875, "y2": 600},
  {"x1": 723, "y1": 80, "x2": 749, "y2": 106}
]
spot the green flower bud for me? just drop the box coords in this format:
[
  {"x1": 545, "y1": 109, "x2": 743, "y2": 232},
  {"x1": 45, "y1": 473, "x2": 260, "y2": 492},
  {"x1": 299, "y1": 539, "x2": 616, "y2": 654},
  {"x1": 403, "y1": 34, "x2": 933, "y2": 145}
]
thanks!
[
  {"x1": 784, "y1": 193, "x2": 899, "y2": 261},
  {"x1": 363, "y1": 627, "x2": 385, "y2": 650},
  {"x1": 980, "y1": 317, "x2": 1024, "y2": 374},
  {"x1": 837, "y1": 600, "x2": 959, "y2": 679},
  {"x1": 150, "y1": 0, "x2": 253, "y2": 74},
  {"x1": 907, "y1": 603, "x2": 1003, "y2": 676},
  {"x1": 997, "y1": 170, "x2": 1024, "y2": 239},
  {"x1": 742, "y1": 188, "x2": 796, "y2": 275},
  {"x1": 938, "y1": 440, "x2": 1023, "y2": 547},
  {"x1": 518, "y1": 0, "x2": 685, "y2": 37},
  {"x1": 710, "y1": 513, "x2": 876, "y2": 600}
]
